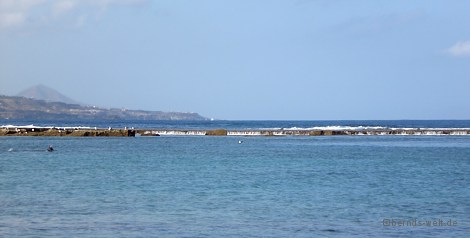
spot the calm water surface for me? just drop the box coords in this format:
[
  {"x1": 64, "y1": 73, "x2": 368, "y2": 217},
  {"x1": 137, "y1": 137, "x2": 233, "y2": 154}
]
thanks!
[{"x1": 1, "y1": 136, "x2": 469, "y2": 237}]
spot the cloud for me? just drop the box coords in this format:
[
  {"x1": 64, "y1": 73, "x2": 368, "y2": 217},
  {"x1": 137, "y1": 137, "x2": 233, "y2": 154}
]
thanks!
[
  {"x1": 446, "y1": 41, "x2": 470, "y2": 57},
  {"x1": 0, "y1": 0, "x2": 44, "y2": 10},
  {"x1": 53, "y1": 0, "x2": 77, "y2": 16},
  {"x1": 93, "y1": 0, "x2": 148, "y2": 7},
  {"x1": 0, "y1": 0, "x2": 148, "y2": 30},
  {"x1": 0, "y1": 12, "x2": 25, "y2": 28},
  {"x1": 0, "y1": 0, "x2": 44, "y2": 28}
]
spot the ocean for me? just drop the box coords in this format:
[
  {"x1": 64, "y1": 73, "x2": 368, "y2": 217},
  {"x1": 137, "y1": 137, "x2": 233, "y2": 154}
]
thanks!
[{"x1": 1, "y1": 120, "x2": 469, "y2": 237}]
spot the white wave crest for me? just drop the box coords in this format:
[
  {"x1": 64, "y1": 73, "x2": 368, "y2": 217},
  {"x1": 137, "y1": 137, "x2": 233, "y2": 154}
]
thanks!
[{"x1": 260, "y1": 126, "x2": 388, "y2": 131}]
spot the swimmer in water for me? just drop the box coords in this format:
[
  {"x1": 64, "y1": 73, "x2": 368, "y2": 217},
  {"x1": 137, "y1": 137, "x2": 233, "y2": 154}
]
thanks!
[{"x1": 47, "y1": 145, "x2": 54, "y2": 152}]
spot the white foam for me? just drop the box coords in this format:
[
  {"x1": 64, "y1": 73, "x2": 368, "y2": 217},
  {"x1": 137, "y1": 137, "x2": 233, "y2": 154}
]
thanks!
[
  {"x1": 151, "y1": 130, "x2": 206, "y2": 136},
  {"x1": 260, "y1": 126, "x2": 388, "y2": 131},
  {"x1": 390, "y1": 127, "x2": 470, "y2": 131},
  {"x1": 1, "y1": 125, "x2": 92, "y2": 130}
]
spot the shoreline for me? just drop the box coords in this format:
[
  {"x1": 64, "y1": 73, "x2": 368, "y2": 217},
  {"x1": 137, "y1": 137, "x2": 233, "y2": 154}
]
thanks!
[{"x1": 1, "y1": 126, "x2": 470, "y2": 137}]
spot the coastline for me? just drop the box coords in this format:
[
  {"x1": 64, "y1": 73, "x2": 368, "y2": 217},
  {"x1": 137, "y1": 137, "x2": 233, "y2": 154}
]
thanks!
[{"x1": 1, "y1": 126, "x2": 469, "y2": 137}]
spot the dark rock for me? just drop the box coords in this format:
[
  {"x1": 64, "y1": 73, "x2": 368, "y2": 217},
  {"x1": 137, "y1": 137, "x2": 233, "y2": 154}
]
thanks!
[{"x1": 205, "y1": 129, "x2": 228, "y2": 136}]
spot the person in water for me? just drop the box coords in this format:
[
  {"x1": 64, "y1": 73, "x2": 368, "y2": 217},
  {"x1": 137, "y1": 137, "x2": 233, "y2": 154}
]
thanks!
[{"x1": 47, "y1": 145, "x2": 54, "y2": 152}]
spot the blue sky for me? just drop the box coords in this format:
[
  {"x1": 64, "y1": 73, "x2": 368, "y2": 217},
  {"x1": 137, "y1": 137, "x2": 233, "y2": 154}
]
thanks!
[{"x1": 0, "y1": 0, "x2": 469, "y2": 120}]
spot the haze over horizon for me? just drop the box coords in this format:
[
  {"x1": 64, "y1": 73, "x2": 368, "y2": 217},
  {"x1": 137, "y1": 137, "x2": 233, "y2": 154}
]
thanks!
[{"x1": 1, "y1": 0, "x2": 469, "y2": 120}]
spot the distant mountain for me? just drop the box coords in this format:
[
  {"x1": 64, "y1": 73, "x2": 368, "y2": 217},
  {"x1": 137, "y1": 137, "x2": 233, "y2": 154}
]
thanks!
[
  {"x1": 0, "y1": 95, "x2": 207, "y2": 121},
  {"x1": 17, "y1": 84, "x2": 80, "y2": 105}
]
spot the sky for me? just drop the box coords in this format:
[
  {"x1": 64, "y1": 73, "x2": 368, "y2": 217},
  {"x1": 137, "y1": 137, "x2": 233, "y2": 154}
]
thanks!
[{"x1": 0, "y1": 0, "x2": 469, "y2": 120}]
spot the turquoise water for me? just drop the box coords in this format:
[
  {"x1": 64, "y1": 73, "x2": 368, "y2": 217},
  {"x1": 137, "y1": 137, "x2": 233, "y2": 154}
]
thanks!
[{"x1": 1, "y1": 136, "x2": 469, "y2": 237}]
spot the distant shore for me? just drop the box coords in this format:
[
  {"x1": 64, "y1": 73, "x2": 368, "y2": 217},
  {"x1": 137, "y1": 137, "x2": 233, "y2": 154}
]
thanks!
[{"x1": 1, "y1": 126, "x2": 469, "y2": 137}]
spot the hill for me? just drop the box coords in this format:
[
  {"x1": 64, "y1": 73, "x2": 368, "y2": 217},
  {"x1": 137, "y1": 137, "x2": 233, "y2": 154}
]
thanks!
[
  {"x1": 17, "y1": 84, "x2": 80, "y2": 105},
  {"x1": 0, "y1": 95, "x2": 207, "y2": 120}
]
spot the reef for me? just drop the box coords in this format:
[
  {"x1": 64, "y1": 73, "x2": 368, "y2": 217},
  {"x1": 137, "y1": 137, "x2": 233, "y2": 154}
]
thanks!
[
  {"x1": 1, "y1": 127, "x2": 135, "y2": 137},
  {"x1": 1, "y1": 127, "x2": 469, "y2": 137}
]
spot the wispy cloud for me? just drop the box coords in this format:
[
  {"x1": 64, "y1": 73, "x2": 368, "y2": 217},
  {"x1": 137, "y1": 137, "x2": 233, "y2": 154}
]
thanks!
[
  {"x1": 52, "y1": 0, "x2": 77, "y2": 16},
  {"x1": 446, "y1": 41, "x2": 470, "y2": 57},
  {"x1": 0, "y1": 0, "x2": 148, "y2": 30},
  {"x1": 0, "y1": 12, "x2": 25, "y2": 28},
  {"x1": 0, "y1": 0, "x2": 43, "y2": 28}
]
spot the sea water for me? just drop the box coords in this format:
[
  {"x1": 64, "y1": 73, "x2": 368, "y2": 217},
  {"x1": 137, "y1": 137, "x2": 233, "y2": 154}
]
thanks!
[{"x1": 0, "y1": 123, "x2": 469, "y2": 237}]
